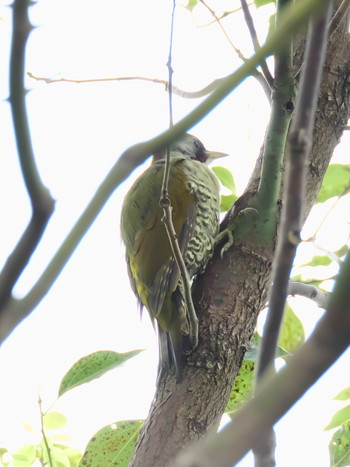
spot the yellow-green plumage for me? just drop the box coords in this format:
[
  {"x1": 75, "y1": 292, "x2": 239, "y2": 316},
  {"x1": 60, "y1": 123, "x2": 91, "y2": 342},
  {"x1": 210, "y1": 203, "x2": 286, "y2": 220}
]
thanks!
[{"x1": 120, "y1": 134, "x2": 224, "y2": 380}]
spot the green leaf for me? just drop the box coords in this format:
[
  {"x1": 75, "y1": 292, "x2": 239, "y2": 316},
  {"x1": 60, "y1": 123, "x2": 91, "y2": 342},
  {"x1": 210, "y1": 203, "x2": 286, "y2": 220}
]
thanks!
[
  {"x1": 290, "y1": 275, "x2": 328, "y2": 288},
  {"x1": 43, "y1": 412, "x2": 68, "y2": 430},
  {"x1": 220, "y1": 194, "x2": 237, "y2": 212},
  {"x1": 58, "y1": 448, "x2": 82, "y2": 467},
  {"x1": 335, "y1": 245, "x2": 349, "y2": 258},
  {"x1": 335, "y1": 388, "x2": 350, "y2": 402},
  {"x1": 58, "y1": 350, "x2": 143, "y2": 397},
  {"x1": 212, "y1": 166, "x2": 236, "y2": 193},
  {"x1": 184, "y1": 0, "x2": 198, "y2": 11},
  {"x1": 255, "y1": 0, "x2": 276, "y2": 7},
  {"x1": 278, "y1": 303, "x2": 305, "y2": 354},
  {"x1": 317, "y1": 164, "x2": 350, "y2": 203},
  {"x1": 225, "y1": 360, "x2": 254, "y2": 415},
  {"x1": 301, "y1": 255, "x2": 332, "y2": 267},
  {"x1": 12, "y1": 445, "x2": 37, "y2": 466},
  {"x1": 325, "y1": 405, "x2": 350, "y2": 431},
  {"x1": 0, "y1": 448, "x2": 10, "y2": 467},
  {"x1": 78, "y1": 420, "x2": 143, "y2": 467},
  {"x1": 329, "y1": 422, "x2": 350, "y2": 466},
  {"x1": 244, "y1": 333, "x2": 289, "y2": 362}
]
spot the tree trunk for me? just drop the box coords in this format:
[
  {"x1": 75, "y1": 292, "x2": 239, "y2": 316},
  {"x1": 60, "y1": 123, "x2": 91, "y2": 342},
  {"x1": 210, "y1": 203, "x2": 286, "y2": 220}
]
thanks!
[{"x1": 131, "y1": 8, "x2": 350, "y2": 467}]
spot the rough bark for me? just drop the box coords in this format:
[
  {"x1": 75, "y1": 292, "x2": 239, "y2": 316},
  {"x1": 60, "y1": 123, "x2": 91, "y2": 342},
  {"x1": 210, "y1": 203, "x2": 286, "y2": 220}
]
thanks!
[{"x1": 130, "y1": 9, "x2": 350, "y2": 467}]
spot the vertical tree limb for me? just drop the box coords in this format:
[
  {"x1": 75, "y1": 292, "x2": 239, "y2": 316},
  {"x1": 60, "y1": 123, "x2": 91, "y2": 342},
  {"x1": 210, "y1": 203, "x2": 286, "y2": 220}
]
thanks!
[
  {"x1": 254, "y1": 3, "x2": 332, "y2": 465},
  {"x1": 0, "y1": 0, "x2": 55, "y2": 312}
]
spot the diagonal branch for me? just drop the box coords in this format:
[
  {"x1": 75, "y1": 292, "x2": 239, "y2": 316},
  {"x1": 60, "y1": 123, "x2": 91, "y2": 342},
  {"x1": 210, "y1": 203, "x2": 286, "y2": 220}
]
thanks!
[
  {"x1": 240, "y1": 0, "x2": 274, "y2": 87},
  {"x1": 0, "y1": 0, "x2": 55, "y2": 311},
  {"x1": 0, "y1": 0, "x2": 327, "y2": 343},
  {"x1": 254, "y1": 3, "x2": 332, "y2": 464},
  {"x1": 173, "y1": 247, "x2": 350, "y2": 467},
  {"x1": 257, "y1": 2, "x2": 333, "y2": 379},
  {"x1": 200, "y1": 0, "x2": 271, "y2": 100},
  {"x1": 287, "y1": 281, "x2": 330, "y2": 308}
]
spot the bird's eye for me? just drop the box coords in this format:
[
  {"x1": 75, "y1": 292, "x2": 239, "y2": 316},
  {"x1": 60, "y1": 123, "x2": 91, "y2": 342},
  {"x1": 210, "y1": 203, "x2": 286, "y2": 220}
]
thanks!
[{"x1": 193, "y1": 140, "x2": 200, "y2": 149}]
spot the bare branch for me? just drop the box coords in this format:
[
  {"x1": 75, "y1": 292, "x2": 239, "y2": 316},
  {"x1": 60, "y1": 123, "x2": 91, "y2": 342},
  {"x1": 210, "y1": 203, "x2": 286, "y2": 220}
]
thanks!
[
  {"x1": 27, "y1": 71, "x2": 224, "y2": 99},
  {"x1": 196, "y1": 4, "x2": 253, "y2": 27},
  {"x1": 240, "y1": 0, "x2": 274, "y2": 87},
  {"x1": 256, "y1": 0, "x2": 332, "y2": 380},
  {"x1": 160, "y1": 1, "x2": 199, "y2": 353},
  {"x1": 0, "y1": 0, "x2": 55, "y2": 311},
  {"x1": 0, "y1": 0, "x2": 327, "y2": 342},
  {"x1": 254, "y1": 3, "x2": 332, "y2": 464},
  {"x1": 287, "y1": 281, "x2": 330, "y2": 308},
  {"x1": 173, "y1": 248, "x2": 350, "y2": 467},
  {"x1": 199, "y1": 0, "x2": 271, "y2": 100}
]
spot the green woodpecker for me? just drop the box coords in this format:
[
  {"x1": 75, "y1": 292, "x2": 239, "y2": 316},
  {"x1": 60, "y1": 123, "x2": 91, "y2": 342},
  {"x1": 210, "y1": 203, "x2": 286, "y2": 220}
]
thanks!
[{"x1": 121, "y1": 134, "x2": 226, "y2": 380}]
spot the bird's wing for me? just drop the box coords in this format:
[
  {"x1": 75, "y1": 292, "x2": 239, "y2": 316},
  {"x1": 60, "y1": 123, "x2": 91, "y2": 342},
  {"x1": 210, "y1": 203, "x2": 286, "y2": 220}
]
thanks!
[{"x1": 121, "y1": 158, "x2": 196, "y2": 322}]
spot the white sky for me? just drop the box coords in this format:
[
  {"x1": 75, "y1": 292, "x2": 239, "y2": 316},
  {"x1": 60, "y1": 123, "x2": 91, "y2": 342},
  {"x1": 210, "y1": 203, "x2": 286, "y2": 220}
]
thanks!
[{"x1": 0, "y1": 1, "x2": 349, "y2": 465}]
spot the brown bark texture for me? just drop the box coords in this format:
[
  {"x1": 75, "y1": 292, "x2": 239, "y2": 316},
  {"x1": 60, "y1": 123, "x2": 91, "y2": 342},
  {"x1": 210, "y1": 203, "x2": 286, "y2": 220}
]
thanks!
[{"x1": 130, "y1": 9, "x2": 350, "y2": 467}]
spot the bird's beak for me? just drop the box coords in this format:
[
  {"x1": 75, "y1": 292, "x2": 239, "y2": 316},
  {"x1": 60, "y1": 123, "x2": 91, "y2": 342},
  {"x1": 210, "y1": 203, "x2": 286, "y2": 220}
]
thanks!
[{"x1": 204, "y1": 149, "x2": 229, "y2": 165}]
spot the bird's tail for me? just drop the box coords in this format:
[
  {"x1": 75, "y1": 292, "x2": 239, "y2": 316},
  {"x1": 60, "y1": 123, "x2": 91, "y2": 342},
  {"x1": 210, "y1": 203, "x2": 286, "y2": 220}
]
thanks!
[{"x1": 157, "y1": 309, "x2": 183, "y2": 382}]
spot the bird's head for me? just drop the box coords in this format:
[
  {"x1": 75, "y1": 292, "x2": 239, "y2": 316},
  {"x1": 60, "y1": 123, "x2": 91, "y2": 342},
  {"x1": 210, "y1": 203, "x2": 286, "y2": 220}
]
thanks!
[{"x1": 153, "y1": 133, "x2": 228, "y2": 165}]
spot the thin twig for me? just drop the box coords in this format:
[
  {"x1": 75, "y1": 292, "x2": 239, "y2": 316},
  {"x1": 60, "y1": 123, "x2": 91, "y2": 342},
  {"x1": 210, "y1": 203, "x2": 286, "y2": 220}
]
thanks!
[
  {"x1": 305, "y1": 183, "x2": 350, "y2": 242},
  {"x1": 28, "y1": 71, "x2": 222, "y2": 99},
  {"x1": 0, "y1": 0, "x2": 55, "y2": 311},
  {"x1": 199, "y1": 0, "x2": 271, "y2": 100},
  {"x1": 197, "y1": 3, "x2": 255, "y2": 27},
  {"x1": 0, "y1": 0, "x2": 325, "y2": 342},
  {"x1": 240, "y1": 0, "x2": 274, "y2": 87},
  {"x1": 160, "y1": 0, "x2": 199, "y2": 349},
  {"x1": 38, "y1": 395, "x2": 53, "y2": 467}
]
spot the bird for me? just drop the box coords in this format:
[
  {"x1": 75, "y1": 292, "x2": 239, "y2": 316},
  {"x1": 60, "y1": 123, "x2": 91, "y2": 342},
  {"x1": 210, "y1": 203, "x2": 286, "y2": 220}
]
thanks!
[{"x1": 120, "y1": 133, "x2": 226, "y2": 381}]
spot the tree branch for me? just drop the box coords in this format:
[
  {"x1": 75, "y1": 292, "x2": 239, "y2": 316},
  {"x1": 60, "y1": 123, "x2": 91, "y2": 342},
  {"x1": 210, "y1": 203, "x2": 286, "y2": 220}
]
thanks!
[
  {"x1": 287, "y1": 281, "x2": 330, "y2": 308},
  {"x1": 173, "y1": 247, "x2": 350, "y2": 467},
  {"x1": 240, "y1": 0, "x2": 274, "y2": 87},
  {"x1": 199, "y1": 0, "x2": 272, "y2": 100},
  {"x1": 130, "y1": 1, "x2": 347, "y2": 466},
  {"x1": 0, "y1": 0, "x2": 55, "y2": 311},
  {"x1": 254, "y1": 4, "x2": 332, "y2": 463}
]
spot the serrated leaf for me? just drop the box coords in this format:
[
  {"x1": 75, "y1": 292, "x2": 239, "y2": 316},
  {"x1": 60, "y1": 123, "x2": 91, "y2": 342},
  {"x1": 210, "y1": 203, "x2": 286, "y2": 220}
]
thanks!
[
  {"x1": 302, "y1": 255, "x2": 332, "y2": 267},
  {"x1": 225, "y1": 360, "x2": 255, "y2": 415},
  {"x1": 325, "y1": 405, "x2": 350, "y2": 431},
  {"x1": 220, "y1": 194, "x2": 237, "y2": 212},
  {"x1": 43, "y1": 412, "x2": 67, "y2": 430},
  {"x1": 278, "y1": 303, "x2": 305, "y2": 354},
  {"x1": 335, "y1": 388, "x2": 350, "y2": 401},
  {"x1": 212, "y1": 166, "x2": 236, "y2": 193},
  {"x1": 78, "y1": 420, "x2": 143, "y2": 467},
  {"x1": 317, "y1": 164, "x2": 350, "y2": 203},
  {"x1": 58, "y1": 350, "x2": 143, "y2": 397},
  {"x1": 329, "y1": 422, "x2": 350, "y2": 466}
]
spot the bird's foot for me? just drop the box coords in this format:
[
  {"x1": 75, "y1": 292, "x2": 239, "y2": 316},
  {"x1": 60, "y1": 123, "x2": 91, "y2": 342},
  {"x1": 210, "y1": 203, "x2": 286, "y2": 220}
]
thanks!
[{"x1": 216, "y1": 207, "x2": 259, "y2": 257}]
